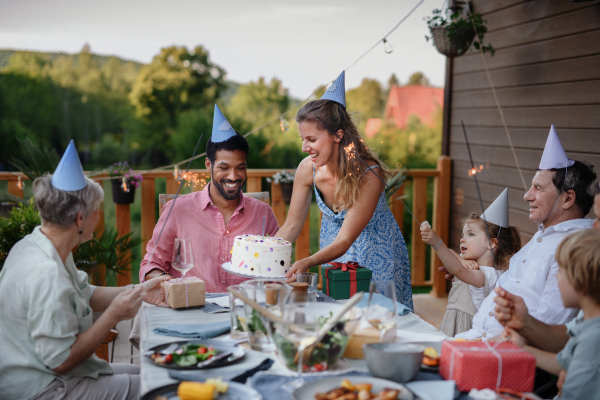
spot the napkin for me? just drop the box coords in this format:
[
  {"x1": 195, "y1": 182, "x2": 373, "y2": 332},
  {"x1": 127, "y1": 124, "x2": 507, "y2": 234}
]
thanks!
[
  {"x1": 355, "y1": 292, "x2": 410, "y2": 315},
  {"x1": 153, "y1": 320, "x2": 231, "y2": 339},
  {"x1": 405, "y1": 380, "x2": 456, "y2": 400}
]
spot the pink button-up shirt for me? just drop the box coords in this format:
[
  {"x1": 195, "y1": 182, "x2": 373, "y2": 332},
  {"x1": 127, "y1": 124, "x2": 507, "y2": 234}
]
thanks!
[{"x1": 139, "y1": 183, "x2": 280, "y2": 292}]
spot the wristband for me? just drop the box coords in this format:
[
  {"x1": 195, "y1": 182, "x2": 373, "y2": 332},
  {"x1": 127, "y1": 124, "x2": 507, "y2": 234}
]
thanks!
[
  {"x1": 160, "y1": 271, "x2": 172, "y2": 277},
  {"x1": 432, "y1": 239, "x2": 443, "y2": 251},
  {"x1": 126, "y1": 284, "x2": 136, "y2": 289}
]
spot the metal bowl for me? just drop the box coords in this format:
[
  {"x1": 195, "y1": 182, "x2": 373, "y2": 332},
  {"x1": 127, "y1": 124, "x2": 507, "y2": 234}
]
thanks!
[{"x1": 363, "y1": 343, "x2": 425, "y2": 383}]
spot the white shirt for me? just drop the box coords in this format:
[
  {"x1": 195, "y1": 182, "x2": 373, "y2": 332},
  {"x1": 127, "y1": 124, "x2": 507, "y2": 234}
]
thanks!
[
  {"x1": 456, "y1": 218, "x2": 591, "y2": 340},
  {"x1": 469, "y1": 266, "x2": 504, "y2": 309},
  {"x1": 0, "y1": 227, "x2": 112, "y2": 400}
]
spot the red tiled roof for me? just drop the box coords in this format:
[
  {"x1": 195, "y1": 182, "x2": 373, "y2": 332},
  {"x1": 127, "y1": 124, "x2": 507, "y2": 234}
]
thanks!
[
  {"x1": 384, "y1": 85, "x2": 444, "y2": 129},
  {"x1": 365, "y1": 118, "x2": 383, "y2": 138}
]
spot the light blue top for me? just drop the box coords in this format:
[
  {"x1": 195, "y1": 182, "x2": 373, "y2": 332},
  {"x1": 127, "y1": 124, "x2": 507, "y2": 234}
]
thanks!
[
  {"x1": 556, "y1": 315, "x2": 600, "y2": 399},
  {"x1": 0, "y1": 227, "x2": 112, "y2": 400},
  {"x1": 314, "y1": 165, "x2": 413, "y2": 310}
]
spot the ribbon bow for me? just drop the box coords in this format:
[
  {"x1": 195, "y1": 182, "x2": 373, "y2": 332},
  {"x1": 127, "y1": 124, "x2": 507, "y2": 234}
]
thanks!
[{"x1": 326, "y1": 261, "x2": 361, "y2": 297}]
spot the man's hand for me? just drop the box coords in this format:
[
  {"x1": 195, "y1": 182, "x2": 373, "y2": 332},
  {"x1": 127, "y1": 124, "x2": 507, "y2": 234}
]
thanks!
[
  {"x1": 502, "y1": 327, "x2": 527, "y2": 348},
  {"x1": 494, "y1": 286, "x2": 530, "y2": 330},
  {"x1": 105, "y1": 285, "x2": 144, "y2": 323},
  {"x1": 420, "y1": 225, "x2": 440, "y2": 246},
  {"x1": 438, "y1": 266, "x2": 455, "y2": 281},
  {"x1": 144, "y1": 268, "x2": 168, "y2": 282},
  {"x1": 141, "y1": 275, "x2": 172, "y2": 308}
]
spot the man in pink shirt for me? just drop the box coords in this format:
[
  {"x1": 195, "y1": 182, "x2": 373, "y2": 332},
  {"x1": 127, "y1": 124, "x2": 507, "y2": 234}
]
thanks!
[{"x1": 140, "y1": 106, "x2": 279, "y2": 292}]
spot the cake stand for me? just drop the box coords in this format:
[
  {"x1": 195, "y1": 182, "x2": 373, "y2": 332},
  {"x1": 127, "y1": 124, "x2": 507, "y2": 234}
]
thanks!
[{"x1": 221, "y1": 262, "x2": 287, "y2": 280}]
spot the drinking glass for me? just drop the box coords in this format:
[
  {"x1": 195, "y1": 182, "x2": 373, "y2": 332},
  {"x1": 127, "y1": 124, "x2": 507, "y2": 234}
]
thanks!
[
  {"x1": 296, "y1": 272, "x2": 318, "y2": 301},
  {"x1": 366, "y1": 281, "x2": 397, "y2": 342},
  {"x1": 228, "y1": 284, "x2": 248, "y2": 341},
  {"x1": 171, "y1": 238, "x2": 194, "y2": 278}
]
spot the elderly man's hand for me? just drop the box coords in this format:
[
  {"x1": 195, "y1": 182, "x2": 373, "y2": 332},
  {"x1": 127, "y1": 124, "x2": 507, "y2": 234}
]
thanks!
[
  {"x1": 494, "y1": 286, "x2": 529, "y2": 330},
  {"x1": 141, "y1": 275, "x2": 172, "y2": 308}
]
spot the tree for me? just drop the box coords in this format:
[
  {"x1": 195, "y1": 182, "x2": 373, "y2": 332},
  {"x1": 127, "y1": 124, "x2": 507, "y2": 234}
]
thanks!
[
  {"x1": 346, "y1": 78, "x2": 384, "y2": 123},
  {"x1": 388, "y1": 73, "x2": 400, "y2": 88},
  {"x1": 407, "y1": 72, "x2": 430, "y2": 86}
]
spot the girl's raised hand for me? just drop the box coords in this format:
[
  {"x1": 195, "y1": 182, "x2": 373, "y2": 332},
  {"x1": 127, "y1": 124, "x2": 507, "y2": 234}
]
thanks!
[{"x1": 420, "y1": 224, "x2": 440, "y2": 246}]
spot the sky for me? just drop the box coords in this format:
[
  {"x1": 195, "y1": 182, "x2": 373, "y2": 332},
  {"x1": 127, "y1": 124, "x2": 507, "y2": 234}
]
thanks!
[{"x1": 0, "y1": 0, "x2": 448, "y2": 99}]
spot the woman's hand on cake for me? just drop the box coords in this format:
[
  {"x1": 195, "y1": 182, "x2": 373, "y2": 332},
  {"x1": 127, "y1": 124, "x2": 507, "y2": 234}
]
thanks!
[
  {"x1": 285, "y1": 258, "x2": 312, "y2": 283},
  {"x1": 141, "y1": 274, "x2": 172, "y2": 308}
]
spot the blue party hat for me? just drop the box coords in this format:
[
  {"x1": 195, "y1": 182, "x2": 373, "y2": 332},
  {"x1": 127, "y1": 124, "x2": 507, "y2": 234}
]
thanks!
[
  {"x1": 51, "y1": 140, "x2": 87, "y2": 191},
  {"x1": 539, "y1": 125, "x2": 574, "y2": 170},
  {"x1": 211, "y1": 104, "x2": 237, "y2": 143},
  {"x1": 481, "y1": 188, "x2": 510, "y2": 228},
  {"x1": 320, "y1": 71, "x2": 346, "y2": 107}
]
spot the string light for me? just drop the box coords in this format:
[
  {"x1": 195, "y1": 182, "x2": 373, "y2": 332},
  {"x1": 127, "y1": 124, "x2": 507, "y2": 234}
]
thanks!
[
  {"x1": 279, "y1": 116, "x2": 290, "y2": 132},
  {"x1": 383, "y1": 39, "x2": 393, "y2": 54},
  {"x1": 121, "y1": 177, "x2": 130, "y2": 193},
  {"x1": 467, "y1": 163, "x2": 490, "y2": 177},
  {"x1": 17, "y1": 176, "x2": 24, "y2": 190}
]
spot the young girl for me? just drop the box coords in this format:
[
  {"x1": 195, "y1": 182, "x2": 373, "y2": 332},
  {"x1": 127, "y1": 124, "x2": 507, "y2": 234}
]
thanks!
[{"x1": 421, "y1": 210, "x2": 521, "y2": 336}]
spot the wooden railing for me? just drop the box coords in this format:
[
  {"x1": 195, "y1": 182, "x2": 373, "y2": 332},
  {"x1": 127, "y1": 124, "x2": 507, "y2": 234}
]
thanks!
[{"x1": 1, "y1": 155, "x2": 451, "y2": 296}]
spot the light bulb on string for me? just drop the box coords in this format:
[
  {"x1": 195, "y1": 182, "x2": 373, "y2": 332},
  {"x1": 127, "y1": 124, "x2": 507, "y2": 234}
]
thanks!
[
  {"x1": 17, "y1": 176, "x2": 24, "y2": 190},
  {"x1": 279, "y1": 116, "x2": 290, "y2": 132},
  {"x1": 121, "y1": 177, "x2": 130, "y2": 193},
  {"x1": 383, "y1": 38, "x2": 393, "y2": 54}
]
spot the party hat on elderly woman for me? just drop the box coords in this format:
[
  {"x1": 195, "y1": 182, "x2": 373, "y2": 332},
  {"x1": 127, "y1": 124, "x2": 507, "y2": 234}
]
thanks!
[
  {"x1": 51, "y1": 140, "x2": 87, "y2": 191},
  {"x1": 539, "y1": 125, "x2": 574, "y2": 170},
  {"x1": 481, "y1": 188, "x2": 510, "y2": 228},
  {"x1": 320, "y1": 70, "x2": 346, "y2": 107},
  {"x1": 211, "y1": 104, "x2": 237, "y2": 143}
]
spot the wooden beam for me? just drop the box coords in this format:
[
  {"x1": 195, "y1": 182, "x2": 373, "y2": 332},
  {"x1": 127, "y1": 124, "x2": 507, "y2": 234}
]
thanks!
[
  {"x1": 442, "y1": 57, "x2": 453, "y2": 156},
  {"x1": 246, "y1": 177, "x2": 262, "y2": 193},
  {"x1": 141, "y1": 178, "x2": 156, "y2": 269},
  {"x1": 296, "y1": 214, "x2": 310, "y2": 261},
  {"x1": 431, "y1": 156, "x2": 452, "y2": 297},
  {"x1": 411, "y1": 177, "x2": 428, "y2": 286},
  {"x1": 166, "y1": 178, "x2": 179, "y2": 195},
  {"x1": 271, "y1": 182, "x2": 286, "y2": 227},
  {"x1": 7, "y1": 180, "x2": 23, "y2": 198},
  {"x1": 115, "y1": 204, "x2": 131, "y2": 286},
  {"x1": 390, "y1": 185, "x2": 405, "y2": 234}
]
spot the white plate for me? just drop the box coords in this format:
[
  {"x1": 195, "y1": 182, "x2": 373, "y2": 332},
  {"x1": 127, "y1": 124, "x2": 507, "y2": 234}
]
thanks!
[
  {"x1": 221, "y1": 262, "x2": 287, "y2": 280},
  {"x1": 293, "y1": 375, "x2": 414, "y2": 400}
]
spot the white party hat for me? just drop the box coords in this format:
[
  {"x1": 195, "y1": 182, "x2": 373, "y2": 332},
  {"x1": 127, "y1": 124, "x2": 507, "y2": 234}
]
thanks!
[
  {"x1": 51, "y1": 140, "x2": 87, "y2": 191},
  {"x1": 538, "y1": 125, "x2": 574, "y2": 170},
  {"x1": 481, "y1": 188, "x2": 510, "y2": 228},
  {"x1": 320, "y1": 71, "x2": 346, "y2": 107},
  {"x1": 211, "y1": 104, "x2": 237, "y2": 143}
]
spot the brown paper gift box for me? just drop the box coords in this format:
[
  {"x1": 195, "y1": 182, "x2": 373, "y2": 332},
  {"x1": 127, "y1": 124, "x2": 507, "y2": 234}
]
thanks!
[
  {"x1": 162, "y1": 277, "x2": 206, "y2": 309},
  {"x1": 343, "y1": 324, "x2": 396, "y2": 359}
]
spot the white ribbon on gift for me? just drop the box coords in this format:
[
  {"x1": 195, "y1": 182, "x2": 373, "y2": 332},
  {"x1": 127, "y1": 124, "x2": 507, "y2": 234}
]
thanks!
[
  {"x1": 448, "y1": 341, "x2": 521, "y2": 390},
  {"x1": 164, "y1": 277, "x2": 200, "y2": 308}
]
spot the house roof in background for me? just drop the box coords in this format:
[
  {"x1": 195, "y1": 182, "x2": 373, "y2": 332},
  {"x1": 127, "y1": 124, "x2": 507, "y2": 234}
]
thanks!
[{"x1": 384, "y1": 85, "x2": 443, "y2": 130}]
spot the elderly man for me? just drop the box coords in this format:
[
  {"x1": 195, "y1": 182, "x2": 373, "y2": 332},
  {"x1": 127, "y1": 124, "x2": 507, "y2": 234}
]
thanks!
[
  {"x1": 140, "y1": 105, "x2": 279, "y2": 292},
  {"x1": 456, "y1": 126, "x2": 596, "y2": 340}
]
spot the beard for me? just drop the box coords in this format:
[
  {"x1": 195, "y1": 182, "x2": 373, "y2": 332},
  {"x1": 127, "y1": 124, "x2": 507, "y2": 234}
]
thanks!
[{"x1": 212, "y1": 176, "x2": 245, "y2": 201}]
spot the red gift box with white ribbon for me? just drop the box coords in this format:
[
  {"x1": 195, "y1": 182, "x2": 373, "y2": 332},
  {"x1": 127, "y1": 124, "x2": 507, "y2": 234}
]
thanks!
[{"x1": 439, "y1": 341, "x2": 536, "y2": 392}]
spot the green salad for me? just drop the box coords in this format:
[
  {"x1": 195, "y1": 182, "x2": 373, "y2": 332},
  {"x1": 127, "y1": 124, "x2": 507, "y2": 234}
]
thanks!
[{"x1": 150, "y1": 343, "x2": 218, "y2": 367}]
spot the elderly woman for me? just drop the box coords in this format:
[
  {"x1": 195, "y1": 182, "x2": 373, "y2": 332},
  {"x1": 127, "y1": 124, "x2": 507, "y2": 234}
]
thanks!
[{"x1": 0, "y1": 172, "x2": 169, "y2": 400}]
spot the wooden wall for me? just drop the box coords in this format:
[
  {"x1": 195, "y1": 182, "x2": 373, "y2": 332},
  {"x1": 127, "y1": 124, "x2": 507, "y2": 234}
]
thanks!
[{"x1": 447, "y1": 0, "x2": 600, "y2": 249}]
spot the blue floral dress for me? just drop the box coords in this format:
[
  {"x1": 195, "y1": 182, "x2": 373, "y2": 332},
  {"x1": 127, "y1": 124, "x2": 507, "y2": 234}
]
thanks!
[{"x1": 314, "y1": 165, "x2": 413, "y2": 310}]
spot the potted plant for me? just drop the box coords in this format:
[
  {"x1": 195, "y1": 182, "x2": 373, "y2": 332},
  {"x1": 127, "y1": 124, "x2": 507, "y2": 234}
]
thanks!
[
  {"x1": 425, "y1": 3, "x2": 494, "y2": 58},
  {"x1": 108, "y1": 162, "x2": 143, "y2": 205},
  {"x1": 0, "y1": 199, "x2": 41, "y2": 270},
  {"x1": 267, "y1": 171, "x2": 295, "y2": 204}
]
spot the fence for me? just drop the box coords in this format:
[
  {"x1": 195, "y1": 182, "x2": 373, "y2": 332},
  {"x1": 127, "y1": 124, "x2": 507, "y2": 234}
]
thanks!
[{"x1": 1, "y1": 156, "x2": 451, "y2": 296}]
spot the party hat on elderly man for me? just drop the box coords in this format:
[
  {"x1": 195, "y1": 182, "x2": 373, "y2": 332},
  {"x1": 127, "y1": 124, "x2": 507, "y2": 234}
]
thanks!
[
  {"x1": 539, "y1": 125, "x2": 574, "y2": 170},
  {"x1": 211, "y1": 104, "x2": 237, "y2": 143},
  {"x1": 51, "y1": 140, "x2": 87, "y2": 191},
  {"x1": 320, "y1": 70, "x2": 346, "y2": 107},
  {"x1": 481, "y1": 188, "x2": 510, "y2": 228}
]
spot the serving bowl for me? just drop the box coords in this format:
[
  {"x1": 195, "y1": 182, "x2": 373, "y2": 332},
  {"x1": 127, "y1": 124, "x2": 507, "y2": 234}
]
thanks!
[
  {"x1": 272, "y1": 303, "x2": 363, "y2": 372},
  {"x1": 363, "y1": 343, "x2": 425, "y2": 383}
]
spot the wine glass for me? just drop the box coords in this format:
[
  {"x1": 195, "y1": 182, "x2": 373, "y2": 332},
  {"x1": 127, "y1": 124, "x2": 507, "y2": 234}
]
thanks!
[
  {"x1": 366, "y1": 281, "x2": 397, "y2": 342},
  {"x1": 171, "y1": 238, "x2": 194, "y2": 278},
  {"x1": 280, "y1": 298, "x2": 318, "y2": 392}
]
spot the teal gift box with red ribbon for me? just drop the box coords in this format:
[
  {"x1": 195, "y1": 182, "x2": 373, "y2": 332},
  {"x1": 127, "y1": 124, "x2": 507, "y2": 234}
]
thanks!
[{"x1": 320, "y1": 261, "x2": 372, "y2": 300}]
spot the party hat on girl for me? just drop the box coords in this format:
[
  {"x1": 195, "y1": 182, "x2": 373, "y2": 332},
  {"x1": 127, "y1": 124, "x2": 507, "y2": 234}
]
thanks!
[
  {"x1": 211, "y1": 104, "x2": 237, "y2": 143},
  {"x1": 481, "y1": 188, "x2": 509, "y2": 228},
  {"x1": 51, "y1": 140, "x2": 87, "y2": 191},
  {"x1": 538, "y1": 125, "x2": 574, "y2": 170},
  {"x1": 320, "y1": 71, "x2": 346, "y2": 107}
]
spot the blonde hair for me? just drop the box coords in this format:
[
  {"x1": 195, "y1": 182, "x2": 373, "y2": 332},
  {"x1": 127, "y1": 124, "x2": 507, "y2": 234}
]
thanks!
[
  {"x1": 556, "y1": 229, "x2": 600, "y2": 305},
  {"x1": 296, "y1": 99, "x2": 389, "y2": 212}
]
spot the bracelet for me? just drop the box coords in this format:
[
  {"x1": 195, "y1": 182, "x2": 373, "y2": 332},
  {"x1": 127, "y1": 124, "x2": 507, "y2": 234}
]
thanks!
[
  {"x1": 126, "y1": 284, "x2": 136, "y2": 289},
  {"x1": 160, "y1": 271, "x2": 172, "y2": 277},
  {"x1": 432, "y1": 239, "x2": 443, "y2": 251}
]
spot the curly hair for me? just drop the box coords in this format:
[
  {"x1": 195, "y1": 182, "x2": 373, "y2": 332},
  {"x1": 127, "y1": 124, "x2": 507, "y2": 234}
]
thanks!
[{"x1": 296, "y1": 99, "x2": 389, "y2": 212}]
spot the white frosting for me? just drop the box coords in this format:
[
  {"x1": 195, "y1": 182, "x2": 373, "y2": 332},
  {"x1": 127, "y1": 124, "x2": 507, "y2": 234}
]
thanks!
[{"x1": 230, "y1": 235, "x2": 292, "y2": 277}]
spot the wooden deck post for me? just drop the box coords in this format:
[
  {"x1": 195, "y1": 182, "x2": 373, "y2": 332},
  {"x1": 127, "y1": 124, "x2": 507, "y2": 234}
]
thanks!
[
  {"x1": 93, "y1": 179, "x2": 106, "y2": 286},
  {"x1": 141, "y1": 178, "x2": 156, "y2": 267},
  {"x1": 431, "y1": 156, "x2": 452, "y2": 297},
  {"x1": 7, "y1": 177, "x2": 24, "y2": 198},
  {"x1": 166, "y1": 178, "x2": 179, "y2": 195},
  {"x1": 390, "y1": 186, "x2": 405, "y2": 234},
  {"x1": 115, "y1": 204, "x2": 132, "y2": 286},
  {"x1": 271, "y1": 182, "x2": 286, "y2": 227},
  {"x1": 411, "y1": 177, "x2": 428, "y2": 286},
  {"x1": 246, "y1": 177, "x2": 262, "y2": 193},
  {"x1": 295, "y1": 214, "x2": 310, "y2": 261}
]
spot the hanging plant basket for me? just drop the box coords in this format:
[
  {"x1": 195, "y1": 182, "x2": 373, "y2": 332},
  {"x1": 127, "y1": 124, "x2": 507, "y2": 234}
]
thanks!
[
  {"x1": 430, "y1": 25, "x2": 475, "y2": 58},
  {"x1": 111, "y1": 179, "x2": 136, "y2": 204},
  {"x1": 281, "y1": 182, "x2": 293, "y2": 204}
]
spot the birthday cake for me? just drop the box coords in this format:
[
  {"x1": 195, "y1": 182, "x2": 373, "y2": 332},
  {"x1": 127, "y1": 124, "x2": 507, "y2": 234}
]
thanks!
[{"x1": 230, "y1": 234, "x2": 292, "y2": 277}]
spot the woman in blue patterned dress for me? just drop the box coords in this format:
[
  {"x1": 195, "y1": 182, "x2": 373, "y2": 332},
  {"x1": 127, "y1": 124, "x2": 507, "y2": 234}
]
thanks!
[{"x1": 276, "y1": 95, "x2": 413, "y2": 310}]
